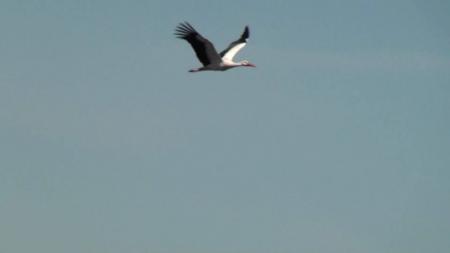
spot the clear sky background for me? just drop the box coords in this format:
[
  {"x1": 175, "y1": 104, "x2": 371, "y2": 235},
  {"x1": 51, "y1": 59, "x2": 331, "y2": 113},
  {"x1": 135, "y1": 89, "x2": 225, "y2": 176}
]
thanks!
[{"x1": 1, "y1": 1, "x2": 450, "y2": 253}]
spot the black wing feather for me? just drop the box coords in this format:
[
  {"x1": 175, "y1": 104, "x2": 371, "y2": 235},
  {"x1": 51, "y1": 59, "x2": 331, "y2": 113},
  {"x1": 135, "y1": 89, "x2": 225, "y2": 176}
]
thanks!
[
  {"x1": 220, "y1": 26, "x2": 250, "y2": 57},
  {"x1": 174, "y1": 22, "x2": 221, "y2": 66}
]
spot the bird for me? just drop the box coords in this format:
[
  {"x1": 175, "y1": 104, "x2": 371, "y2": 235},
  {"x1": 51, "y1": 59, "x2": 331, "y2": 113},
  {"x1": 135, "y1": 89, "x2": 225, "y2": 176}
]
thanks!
[{"x1": 174, "y1": 22, "x2": 256, "y2": 72}]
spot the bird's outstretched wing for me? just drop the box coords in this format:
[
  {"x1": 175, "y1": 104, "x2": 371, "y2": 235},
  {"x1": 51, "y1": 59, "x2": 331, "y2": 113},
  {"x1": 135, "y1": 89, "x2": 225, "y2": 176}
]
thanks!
[
  {"x1": 220, "y1": 26, "x2": 249, "y2": 62},
  {"x1": 174, "y1": 22, "x2": 222, "y2": 66}
]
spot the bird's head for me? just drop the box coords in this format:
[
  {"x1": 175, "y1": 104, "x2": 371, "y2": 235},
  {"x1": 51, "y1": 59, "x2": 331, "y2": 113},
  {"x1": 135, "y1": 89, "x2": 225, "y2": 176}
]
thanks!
[{"x1": 240, "y1": 60, "x2": 256, "y2": 67}]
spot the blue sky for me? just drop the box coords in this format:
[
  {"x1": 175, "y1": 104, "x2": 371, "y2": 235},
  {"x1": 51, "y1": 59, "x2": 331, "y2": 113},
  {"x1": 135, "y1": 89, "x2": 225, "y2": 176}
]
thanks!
[{"x1": 1, "y1": 1, "x2": 450, "y2": 253}]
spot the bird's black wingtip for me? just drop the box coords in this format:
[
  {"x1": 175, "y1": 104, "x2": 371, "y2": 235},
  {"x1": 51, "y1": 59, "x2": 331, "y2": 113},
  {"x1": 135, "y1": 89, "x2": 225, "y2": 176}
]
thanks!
[
  {"x1": 174, "y1": 21, "x2": 199, "y2": 39},
  {"x1": 241, "y1": 25, "x2": 250, "y2": 39}
]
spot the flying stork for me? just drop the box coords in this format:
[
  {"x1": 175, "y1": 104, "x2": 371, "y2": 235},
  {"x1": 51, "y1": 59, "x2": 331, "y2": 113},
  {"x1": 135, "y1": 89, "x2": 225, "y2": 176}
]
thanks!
[{"x1": 174, "y1": 22, "x2": 256, "y2": 72}]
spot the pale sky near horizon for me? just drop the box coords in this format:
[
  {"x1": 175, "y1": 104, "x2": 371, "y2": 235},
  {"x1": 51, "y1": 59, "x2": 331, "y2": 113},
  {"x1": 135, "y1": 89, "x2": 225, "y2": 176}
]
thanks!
[{"x1": 1, "y1": 1, "x2": 450, "y2": 253}]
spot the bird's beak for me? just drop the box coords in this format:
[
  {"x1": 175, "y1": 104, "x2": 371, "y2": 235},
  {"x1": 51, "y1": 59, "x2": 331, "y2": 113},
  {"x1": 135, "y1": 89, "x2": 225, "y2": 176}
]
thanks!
[{"x1": 247, "y1": 63, "x2": 256, "y2": 67}]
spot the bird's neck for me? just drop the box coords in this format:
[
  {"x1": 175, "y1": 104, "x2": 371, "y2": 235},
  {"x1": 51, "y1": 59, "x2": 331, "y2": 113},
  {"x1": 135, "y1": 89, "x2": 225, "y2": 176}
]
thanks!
[{"x1": 229, "y1": 61, "x2": 246, "y2": 66}]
